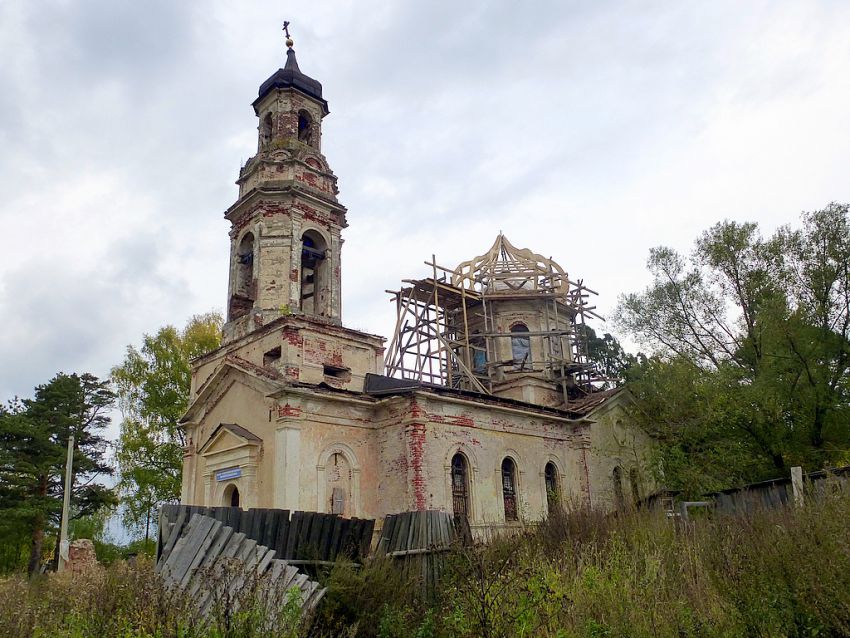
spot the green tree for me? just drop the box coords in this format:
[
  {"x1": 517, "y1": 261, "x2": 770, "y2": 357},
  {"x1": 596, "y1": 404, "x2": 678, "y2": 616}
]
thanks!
[
  {"x1": 0, "y1": 373, "x2": 116, "y2": 575},
  {"x1": 577, "y1": 324, "x2": 636, "y2": 387},
  {"x1": 112, "y1": 312, "x2": 222, "y2": 540},
  {"x1": 616, "y1": 203, "x2": 850, "y2": 493}
]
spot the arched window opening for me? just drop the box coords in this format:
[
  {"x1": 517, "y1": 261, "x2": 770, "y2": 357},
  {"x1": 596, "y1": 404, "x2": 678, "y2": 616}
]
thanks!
[
  {"x1": 261, "y1": 112, "x2": 273, "y2": 148},
  {"x1": 300, "y1": 230, "x2": 328, "y2": 315},
  {"x1": 224, "y1": 484, "x2": 240, "y2": 508},
  {"x1": 612, "y1": 466, "x2": 625, "y2": 509},
  {"x1": 326, "y1": 452, "x2": 351, "y2": 516},
  {"x1": 230, "y1": 233, "x2": 255, "y2": 321},
  {"x1": 451, "y1": 453, "x2": 469, "y2": 518},
  {"x1": 545, "y1": 462, "x2": 559, "y2": 513},
  {"x1": 298, "y1": 110, "x2": 313, "y2": 145},
  {"x1": 502, "y1": 457, "x2": 518, "y2": 521},
  {"x1": 629, "y1": 468, "x2": 641, "y2": 506},
  {"x1": 471, "y1": 332, "x2": 487, "y2": 374},
  {"x1": 235, "y1": 233, "x2": 255, "y2": 297},
  {"x1": 511, "y1": 323, "x2": 531, "y2": 370}
]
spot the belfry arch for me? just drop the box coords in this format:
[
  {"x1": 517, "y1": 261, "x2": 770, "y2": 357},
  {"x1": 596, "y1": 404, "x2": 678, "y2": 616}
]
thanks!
[
  {"x1": 300, "y1": 229, "x2": 328, "y2": 316},
  {"x1": 228, "y1": 232, "x2": 256, "y2": 321}
]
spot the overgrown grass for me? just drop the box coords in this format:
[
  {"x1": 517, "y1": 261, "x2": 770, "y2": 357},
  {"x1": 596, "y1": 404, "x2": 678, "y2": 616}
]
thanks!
[
  {"x1": 0, "y1": 556, "x2": 305, "y2": 638},
  {"x1": 323, "y1": 489, "x2": 850, "y2": 638},
  {"x1": 3, "y1": 491, "x2": 850, "y2": 637}
]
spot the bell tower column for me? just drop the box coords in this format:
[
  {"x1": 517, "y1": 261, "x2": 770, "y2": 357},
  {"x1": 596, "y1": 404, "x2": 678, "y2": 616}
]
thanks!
[{"x1": 222, "y1": 33, "x2": 347, "y2": 344}]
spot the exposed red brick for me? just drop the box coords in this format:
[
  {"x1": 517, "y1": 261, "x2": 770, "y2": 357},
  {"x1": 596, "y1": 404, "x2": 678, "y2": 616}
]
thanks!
[
  {"x1": 282, "y1": 327, "x2": 302, "y2": 346},
  {"x1": 407, "y1": 422, "x2": 427, "y2": 510},
  {"x1": 278, "y1": 403, "x2": 302, "y2": 418}
]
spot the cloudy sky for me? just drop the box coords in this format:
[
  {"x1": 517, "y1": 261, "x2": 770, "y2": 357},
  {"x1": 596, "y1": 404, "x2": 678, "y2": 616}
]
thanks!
[{"x1": 2, "y1": 1, "x2": 849, "y2": 438}]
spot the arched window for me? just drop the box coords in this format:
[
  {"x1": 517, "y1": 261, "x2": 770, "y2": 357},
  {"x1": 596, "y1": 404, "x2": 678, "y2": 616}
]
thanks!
[
  {"x1": 451, "y1": 453, "x2": 469, "y2": 518},
  {"x1": 545, "y1": 462, "x2": 559, "y2": 513},
  {"x1": 298, "y1": 110, "x2": 312, "y2": 145},
  {"x1": 327, "y1": 452, "x2": 351, "y2": 516},
  {"x1": 224, "y1": 484, "x2": 240, "y2": 508},
  {"x1": 612, "y1": 466, "x2": 625, "y2": 509},
  {"x1": 229, "y1": 233, "x2": 256, "y2": 321},
  {"x1": 511, "y1": 323, "x2": 530, "y2": 370},
  {"x1": 501, "y1": 457, "x2": 518, "y2": 521},
  {"x1": 471, "y1": 332, "x2": 487, "y2": 373},
  {"x1": 300, "y1": 230, "x2": 327, "y2": 315},
  {"x1": 235, "y1": 233, "x2": 255, "y2": 297},
  {"x1": 629, "y1": 468, "x2": 640, "y2": 506},
  {"x1": 261, "y1": 112, "x2": 273, "y2": 148}
]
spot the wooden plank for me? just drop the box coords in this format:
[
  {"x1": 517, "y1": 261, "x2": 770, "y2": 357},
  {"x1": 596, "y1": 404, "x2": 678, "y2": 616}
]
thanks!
[
  {"x1": 274, "y1": 510, "x2": 290, "y2": 558},
  {"x1": 296, "y1": 512, "x2": 314, "y2": 559},
  {"x1": 378, "y1": 515, "x2": 395, "y2": 556},
  {"x1": 405, "y1": 512, "x2": 417, "y2": 553},
  {"x1": 393, "y1": 514, "x2": 410, "y2": 554},
  {"x1": 292, "y1": 572, "x2": 309, "y2": 592},
  {"x1": 315, "y1": 514, "x2": 331, "y2": 560},
  {"x1": 226, "y1": 506, "x2": 241, "y2": 530},
  {"x1": 160, "y1": 518, "x2": 193, "y2": 580},
  {"x1": 342, "y1": 519, "x2": 359, "y2": 558},
  {"x1": 194, "y1": 531, "x2": 247, "y2": 616},
  {"x1": 164, "y1": 514, "x2": 216, "y2": 586},
  {"x1": 328, "y1": 516, "x2": 344, "y2": 560},
  {"x1": 304, "y1": 513, "x2": 321, "y2": 558},
  {"x1": 268, "y1": 558, "x2": 286, "y2": 582},
  {"x1": 354, "y1": 518, "x2": 368, "y2": 559},
  {"x1": 305, "y1": 587, "x2": 327, "y2": 612},
  {"x1": 156, "y1": 505, "x2": 178, "y2": 562},
  {"x1": 263, "y1": 509, "x2": 280, "y2": 550},
  {"x1": 285, "y1": 511, "x2": 301, "y2": 559},
  {"x1": 179, "y1": 518, "x2": 223, "y2": 589},
  {"x1": 443, "y1": 511, "x2": 454, "y2": 547},
  {"x1": 390, "y1": 514, "x2": 404, "y2": 553},
  {"x1": 256, "y1": 546, "x2": 276, "y2": 576},
  {"x1": 323, "y1": 514, "x2": 335, "y2": 557},
  {"x1": 250, "y1": 508, "x2": 266, "y2": 543},
  {"x1": 170, "y1": 515, "x2": 217, "y2": 585},
  {"x1": 360, "y1": 518, "x2": 375, "y2": 557},
  {"x1": 279, "y1": 563, "x2": 300, "y2": 590},
  {"x1": 187, "y1": 525, "x2": 233, "y2": 599},
  {"x1": 156, "y1": 507, "x2": 189, "y2": 572},
  {"x1": 334, "y1": 519, "x2": 348, "y2": 558},
  {"x1": 418, "y1": 511, "x2": 428, "y2": 550},
  {"x1": 408, "y1": 513, "x2": 419, "y2": 551},
  {"x1": 239, "y1": 508, "x2": 255, "y2": 538},
  {"x1": 236, "y1": 537, "x2": 258, "y2": 563}
]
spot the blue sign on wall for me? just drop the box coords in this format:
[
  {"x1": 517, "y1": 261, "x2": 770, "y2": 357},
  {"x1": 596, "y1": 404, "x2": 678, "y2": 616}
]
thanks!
[{"x1": 215, "y1": 467, "x2": 242, "y2": 481}]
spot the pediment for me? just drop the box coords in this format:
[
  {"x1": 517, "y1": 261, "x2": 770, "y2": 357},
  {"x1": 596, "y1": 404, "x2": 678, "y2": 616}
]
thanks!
[{"x1": 198, "y1": 423, "x2": 262, "y2": 456}]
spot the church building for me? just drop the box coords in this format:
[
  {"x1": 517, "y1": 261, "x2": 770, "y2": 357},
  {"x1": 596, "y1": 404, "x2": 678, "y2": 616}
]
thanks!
[{"x1": 179, "y1": 34, "x2": 657, "y2": 534}]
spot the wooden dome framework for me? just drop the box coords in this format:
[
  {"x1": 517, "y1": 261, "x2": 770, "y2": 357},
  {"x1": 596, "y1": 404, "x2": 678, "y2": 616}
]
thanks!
[{"x1": 384, "y1": 235, "x2": 604, "y2": 405}]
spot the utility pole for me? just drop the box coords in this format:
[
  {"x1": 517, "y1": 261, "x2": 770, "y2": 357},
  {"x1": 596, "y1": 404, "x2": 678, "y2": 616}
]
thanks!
[{"x1": 57, "y1": 433, "x2": 74, "y2": 572}]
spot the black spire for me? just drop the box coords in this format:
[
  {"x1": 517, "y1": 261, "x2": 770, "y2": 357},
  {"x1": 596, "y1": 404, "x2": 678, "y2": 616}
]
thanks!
[{"x1": 254, "y1": 37, "x2": 327, "y2": 114}]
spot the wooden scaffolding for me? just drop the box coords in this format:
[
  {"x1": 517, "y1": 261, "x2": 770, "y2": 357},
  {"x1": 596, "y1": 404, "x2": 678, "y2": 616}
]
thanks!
[{"x1": 384, "y1": 236, "x2": 605, "y2": 405}]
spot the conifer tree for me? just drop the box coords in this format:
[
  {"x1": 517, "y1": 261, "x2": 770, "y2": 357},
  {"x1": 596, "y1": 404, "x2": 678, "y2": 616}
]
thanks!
[{"x1": 0, "y1": 373, "x2": 116, "y2": 574}]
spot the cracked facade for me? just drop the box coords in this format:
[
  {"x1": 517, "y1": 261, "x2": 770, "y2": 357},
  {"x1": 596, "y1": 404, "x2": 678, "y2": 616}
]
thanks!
[{"x1": 179, "y1": 40, "x2": 657, "y2": 534}]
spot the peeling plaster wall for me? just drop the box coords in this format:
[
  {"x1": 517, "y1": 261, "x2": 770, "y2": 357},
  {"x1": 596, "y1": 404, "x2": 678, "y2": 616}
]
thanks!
[
  {"x1": 183, "y1": 369, "x2": 600, "y2": 530},
  {"x1": 190, "y1": 317, "x2": 384, "y2": 397},
  {"x1": 587, "y1": 399, "x2": 658, "y2": 510}
]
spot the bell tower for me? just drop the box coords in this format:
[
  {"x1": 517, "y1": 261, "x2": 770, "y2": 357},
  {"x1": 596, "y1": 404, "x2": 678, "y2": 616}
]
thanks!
[{"x1": 223, "y1": 30, "x2": 346, "y2": 343}]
